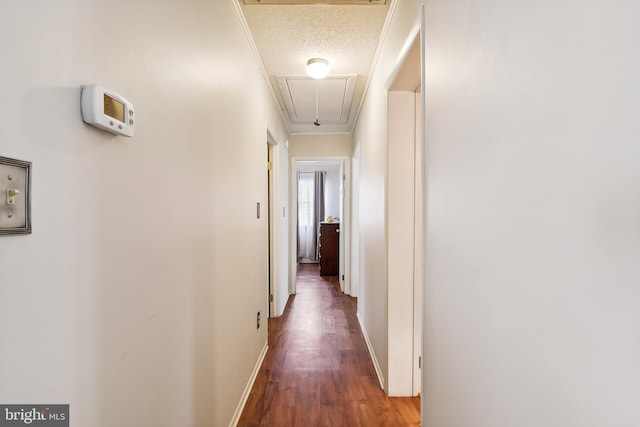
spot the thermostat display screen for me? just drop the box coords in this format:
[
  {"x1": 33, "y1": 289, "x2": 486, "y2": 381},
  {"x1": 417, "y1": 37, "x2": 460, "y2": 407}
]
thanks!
[
  {"x1": 81, "y1": 84, "x2": 134, "y2": 137},
  {"x1": 104, "y1": 94, "x2": 125, "y2": 122}
]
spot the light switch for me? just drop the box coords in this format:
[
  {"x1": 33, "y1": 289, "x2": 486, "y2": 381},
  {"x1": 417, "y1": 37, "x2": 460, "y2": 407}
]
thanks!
[{"x1": 0, "y1": 156, "x2": 32, "y2": 235}]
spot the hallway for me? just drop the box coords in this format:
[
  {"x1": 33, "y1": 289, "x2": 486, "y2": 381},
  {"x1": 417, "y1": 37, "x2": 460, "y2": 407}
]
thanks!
[{"x1": 238, "y1": 264, "x2": 420, "y2": 426}]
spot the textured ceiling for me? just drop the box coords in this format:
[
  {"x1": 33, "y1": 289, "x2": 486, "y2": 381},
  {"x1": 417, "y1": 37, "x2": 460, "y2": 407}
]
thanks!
[
  {"x1": 243, "y1": 0, "x2": 386, "y2": 4},
  {"x1": 239, "y1": 2, "x2": 390, "y2": 133}
]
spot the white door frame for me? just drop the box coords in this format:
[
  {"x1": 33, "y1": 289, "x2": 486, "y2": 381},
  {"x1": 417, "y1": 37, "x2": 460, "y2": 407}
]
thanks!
[
  {"x1": 386, "y1": 29, "x2": 423, "y2": 397},
  {"x1": 267, "y1": 132, "x2": 276, "y2": 318},
  {"x1": 290, "y1": 156, "x2": 351, "y2": 295}
]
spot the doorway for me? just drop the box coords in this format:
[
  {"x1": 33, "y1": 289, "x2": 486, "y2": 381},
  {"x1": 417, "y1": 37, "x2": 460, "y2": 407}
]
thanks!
[
  {"x1": 267, "y1": 142, "x2": 275, "y2": 318},
  {"x1": 296, "y1": 168, "x2": 325, "y2": 264},
  {"x1": 290, "y1": 157, "x2": 351, "y2": 295},
  {"x1": 387, "y1": 31, "x2": 422, "y2": 397}
]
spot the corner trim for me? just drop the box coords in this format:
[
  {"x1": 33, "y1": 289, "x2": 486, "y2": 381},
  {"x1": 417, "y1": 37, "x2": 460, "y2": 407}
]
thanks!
[
  {"x1": 357, "y1": 311, "x2": 385, "y2": 390},
  {"x1": 228, "y1": 342, "x2": 269, "y2": 427}
]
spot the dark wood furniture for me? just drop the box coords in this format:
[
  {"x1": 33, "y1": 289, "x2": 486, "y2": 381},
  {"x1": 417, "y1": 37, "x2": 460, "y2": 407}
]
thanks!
[{"x1": 319, "y1": 222, "x2": 339, "y2": 276}]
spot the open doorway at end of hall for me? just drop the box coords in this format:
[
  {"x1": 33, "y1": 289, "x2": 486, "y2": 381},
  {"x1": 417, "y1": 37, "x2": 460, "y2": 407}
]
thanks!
[{"x1": 290, "y1": 158, "x2": 351, "y2": 296}]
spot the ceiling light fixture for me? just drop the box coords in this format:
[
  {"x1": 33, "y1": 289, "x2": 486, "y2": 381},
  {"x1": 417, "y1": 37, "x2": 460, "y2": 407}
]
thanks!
[{"x1": 306, "y1": 58, "x2": 330, "y2": 79}]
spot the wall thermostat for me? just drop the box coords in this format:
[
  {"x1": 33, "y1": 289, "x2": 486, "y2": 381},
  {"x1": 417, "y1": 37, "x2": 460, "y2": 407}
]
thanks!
[{"x1": 81, "y1": 84, "x2": 135, "y2": 137}]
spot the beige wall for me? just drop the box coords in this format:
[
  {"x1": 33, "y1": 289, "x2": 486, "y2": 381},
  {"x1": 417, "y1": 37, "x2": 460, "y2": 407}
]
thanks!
[
  {"x1": 288, "y1": 133, "x2": 353, "y2": 158},
  {"x1": 0, "y1": 1, "x2": 286, "y2": 426},
  {"x1": 421, "y1": 0, "x2": 640, "y2": 425}
]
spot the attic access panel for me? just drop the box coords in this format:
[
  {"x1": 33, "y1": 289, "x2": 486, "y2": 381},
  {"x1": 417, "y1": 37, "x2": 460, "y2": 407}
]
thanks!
[
  {"x1": 243, "y1": 0, "x2": 386, "y2": 4},
  {"x1": 277, "y1": 76, "x2": 357, "y2": 125}
]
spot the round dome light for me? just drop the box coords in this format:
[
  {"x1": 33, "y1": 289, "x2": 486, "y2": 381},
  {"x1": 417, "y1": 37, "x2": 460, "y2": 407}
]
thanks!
[{"x1": 306, "y1": 58, "x2": 330, "y2": 79}]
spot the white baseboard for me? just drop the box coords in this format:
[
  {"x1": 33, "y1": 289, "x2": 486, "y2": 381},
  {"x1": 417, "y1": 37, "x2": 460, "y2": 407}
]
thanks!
[
  {"x1": 228, "y1": 342, "x2": 269, "y2": 427},
  {"x1": 357, "y1": 311, "x2": 385, "y2": 390}
]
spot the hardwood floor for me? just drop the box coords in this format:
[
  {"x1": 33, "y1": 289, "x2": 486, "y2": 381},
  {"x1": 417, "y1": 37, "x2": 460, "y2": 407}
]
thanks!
[{"x1": 238, "y1": 264, "x2": 421, "y2": 426}]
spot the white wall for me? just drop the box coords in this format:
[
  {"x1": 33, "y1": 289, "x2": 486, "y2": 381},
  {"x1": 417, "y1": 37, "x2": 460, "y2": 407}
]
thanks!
[
  {"x1": 324, "y1": 165, "x2": 342, "y2": 220},
  {"x1": 351, "y1": 0, "x2": 420, "y2": 391},
  {"x1": 0, "y1": 1, "x2": 286, "y2": 426},
  {"x1": 421, "y1": 0, "x2": 640, "y2": 426}
]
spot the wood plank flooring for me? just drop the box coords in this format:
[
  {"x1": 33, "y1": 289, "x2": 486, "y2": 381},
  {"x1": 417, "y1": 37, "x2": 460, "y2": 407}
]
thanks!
[{"x1": 238, "y1": 264, "x2": 421, "y2": 426}]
